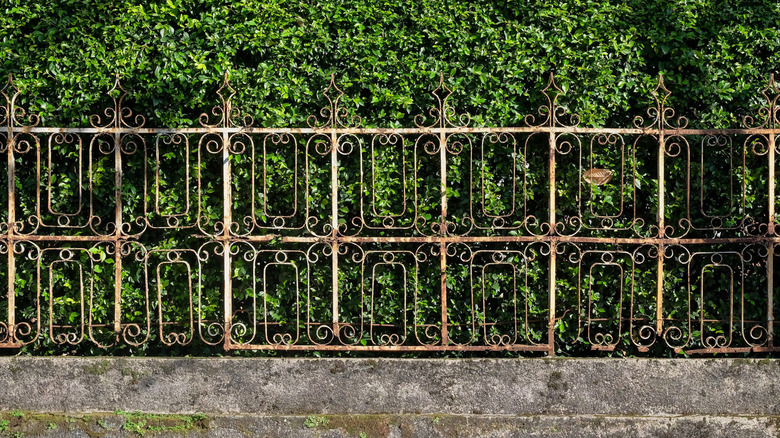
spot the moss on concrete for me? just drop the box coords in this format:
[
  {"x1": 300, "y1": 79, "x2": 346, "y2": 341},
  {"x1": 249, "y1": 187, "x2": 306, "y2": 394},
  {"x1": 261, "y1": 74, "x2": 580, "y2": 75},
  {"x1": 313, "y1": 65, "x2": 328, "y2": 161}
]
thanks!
[
  {"x1": 82, "y1": 359, "x2": 112, "y2": 376},
  {"x1": 0, "y1": 411, "x2": 209, "y2": 437}
]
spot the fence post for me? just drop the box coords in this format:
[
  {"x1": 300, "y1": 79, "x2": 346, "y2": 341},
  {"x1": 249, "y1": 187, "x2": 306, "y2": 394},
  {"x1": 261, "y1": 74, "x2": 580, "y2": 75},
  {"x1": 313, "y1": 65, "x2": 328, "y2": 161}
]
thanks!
[
  {"x1": 768, "y1": 131, "x2": 775, "y2": 347},
  {"x1": 655, "y1": 79, "x2": 666, "y2": 337},
  {"x1": 5, "y1": 76, "x2": 15, "y2": 343},
  {"x1": 331, "y1": 129, "x2": 340, "y2": 338},
  {"x1": 113, "y1": 128, "x2": 123, "y2": 342},
  {"x1": 222, "y1": 124, "x2": 232, "y2": 349},
  {"x1": 548, "y1": 130, "x2": 556, "y2": 356},
  {"x1": 439, "y1": 126, "x2": 449, "y2": 346}
]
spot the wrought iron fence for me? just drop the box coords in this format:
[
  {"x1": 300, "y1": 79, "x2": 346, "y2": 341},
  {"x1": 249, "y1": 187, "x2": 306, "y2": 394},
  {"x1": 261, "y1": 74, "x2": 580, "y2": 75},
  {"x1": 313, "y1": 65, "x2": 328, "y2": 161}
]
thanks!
[{"x1": 0, "y1": 72, "x2": 778, "y2": 355}]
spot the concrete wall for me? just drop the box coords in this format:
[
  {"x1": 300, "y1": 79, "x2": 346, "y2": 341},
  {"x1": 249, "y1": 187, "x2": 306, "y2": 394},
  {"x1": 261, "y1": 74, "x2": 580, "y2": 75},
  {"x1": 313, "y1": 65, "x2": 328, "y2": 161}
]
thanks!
[{"x1": 0, "y1": 358, "x2": 777, "y2": 437}]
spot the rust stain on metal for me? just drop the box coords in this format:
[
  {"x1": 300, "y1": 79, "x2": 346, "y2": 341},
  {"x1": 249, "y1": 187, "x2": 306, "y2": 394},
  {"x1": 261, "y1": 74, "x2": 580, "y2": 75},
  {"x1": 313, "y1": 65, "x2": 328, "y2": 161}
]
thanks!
[{"x1": 0, "y1": 72, "x2": 778, "y2": 355}]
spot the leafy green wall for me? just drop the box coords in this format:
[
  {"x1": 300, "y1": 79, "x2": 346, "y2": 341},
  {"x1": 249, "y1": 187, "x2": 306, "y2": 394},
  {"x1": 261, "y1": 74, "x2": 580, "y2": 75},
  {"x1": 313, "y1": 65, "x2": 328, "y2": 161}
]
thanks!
[
  {"x1": 3, "y1": 0, "x2": 779, "y2": 127},
  {"x1": 1, "y1": 1, "x2": 779, "y2": 356}
]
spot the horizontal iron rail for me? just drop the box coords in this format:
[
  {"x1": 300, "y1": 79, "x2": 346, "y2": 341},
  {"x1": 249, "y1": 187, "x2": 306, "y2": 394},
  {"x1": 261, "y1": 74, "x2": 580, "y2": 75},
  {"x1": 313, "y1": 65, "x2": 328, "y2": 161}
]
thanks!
[
  {"x1": 2, "y1": 235, "x2": 776, "y2": 245},
  {"x1": 1, "y1": 72, "x2": 779, "y2": 355},
  {"x1": 3, "y1": 127, "x2": 780, "y2": 135}
]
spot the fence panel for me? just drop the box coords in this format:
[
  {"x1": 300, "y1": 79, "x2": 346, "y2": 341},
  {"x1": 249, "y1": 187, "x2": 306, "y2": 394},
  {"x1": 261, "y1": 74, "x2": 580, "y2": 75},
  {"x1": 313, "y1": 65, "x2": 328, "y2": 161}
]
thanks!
[{"x1": 1, "y1": 73, "x2": 778, "y2": 355}]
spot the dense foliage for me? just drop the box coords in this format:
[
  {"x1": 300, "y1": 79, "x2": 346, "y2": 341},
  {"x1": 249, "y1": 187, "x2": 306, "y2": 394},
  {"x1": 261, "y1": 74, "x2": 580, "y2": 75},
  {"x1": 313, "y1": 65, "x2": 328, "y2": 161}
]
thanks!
[
  {"x1": 2, "y1": 0, "x2": 779, "y2": 127},
  {"x1": 1, "y1": 0, "x2": 779, "y2": 356}
]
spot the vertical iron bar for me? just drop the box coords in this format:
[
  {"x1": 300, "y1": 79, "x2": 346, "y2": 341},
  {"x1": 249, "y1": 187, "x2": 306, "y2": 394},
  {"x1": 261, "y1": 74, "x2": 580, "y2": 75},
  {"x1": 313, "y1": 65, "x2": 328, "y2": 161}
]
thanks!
[
  {"x1": 6, "y1": 105, "x2": 14, "y2": 342},
  {"x1": 113, "y1": 131, "x2": 122, "y2": 340},
  {"x1": 331, "y1": 130, "x2": 339, "y2": 336},
  {"x1": 548, "y1": 131, "x2": 556, "y2": 356},
  {"x1": 656, "y1": 130, "x2": 665, "y2": 335},
  {"x1": 439, "y1": 128, "x2": 448, "y2": 346},
  {"x1": 222, "y1": 130, "x2": 232, "y2": 348},
  {"x1": 769, "y1": 245, "x2": 774, "y2": 347},
  {"x1": 768, "y1": 133, "x2": 775, "y2": 346}
]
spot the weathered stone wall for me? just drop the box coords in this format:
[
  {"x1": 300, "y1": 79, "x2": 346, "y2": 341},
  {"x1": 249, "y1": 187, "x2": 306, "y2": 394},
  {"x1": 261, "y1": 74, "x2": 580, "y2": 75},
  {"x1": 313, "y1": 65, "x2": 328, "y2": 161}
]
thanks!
[{"x1": 0, "y1": 358, "x2": 777, "y2": 437}]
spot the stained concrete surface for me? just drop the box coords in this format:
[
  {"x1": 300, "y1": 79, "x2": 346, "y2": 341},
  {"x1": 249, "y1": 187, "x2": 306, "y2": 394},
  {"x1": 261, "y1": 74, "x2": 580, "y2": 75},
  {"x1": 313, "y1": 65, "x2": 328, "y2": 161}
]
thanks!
[{"x1": 0, "y1": 358, "x2": 777, "y2": 436}]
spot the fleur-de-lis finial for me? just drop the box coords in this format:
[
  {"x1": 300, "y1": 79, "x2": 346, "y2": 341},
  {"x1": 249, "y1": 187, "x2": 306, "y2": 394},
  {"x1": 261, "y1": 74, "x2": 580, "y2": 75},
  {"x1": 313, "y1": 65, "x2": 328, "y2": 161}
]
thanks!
[
  {"x1": 216, "y1": 71, "x2": 236, "y2": 114},
  {"x1": 634, "y1": 74, "x2": 687, "y2": 130},
  {"x1": 319, "y1": 74, "x2": 343, "y2": 128},
  {"x1": 199, "y1": 71, "x2": 253, "y2": 128},
  {"x1": 655, "y1": 74, "x2": 671, "y2": 102},
  {"x1": 743, "y1": 74, "x2": 779, "y2": 129},
  {"x1": 90, "y1": 74, "x2": 145, "y2": 129},
  {"x1": 106, "y1": 74, "x2": 127, "y2": 128},
  {"x1": 1, "y1": 74, "x2": 40, "y2": 129},
  {"x1": 524, "y1": 73, "x2": 579, "y2": 128},
  {"x1": 414, "y1": 73, "x2": 470, "y2": 129},
  {"x1": 307, "y1": 73, "x2": 361, "y2": 129},
  {"x1": 432, "y1": 73, "x2": 453, "y2": 126}
]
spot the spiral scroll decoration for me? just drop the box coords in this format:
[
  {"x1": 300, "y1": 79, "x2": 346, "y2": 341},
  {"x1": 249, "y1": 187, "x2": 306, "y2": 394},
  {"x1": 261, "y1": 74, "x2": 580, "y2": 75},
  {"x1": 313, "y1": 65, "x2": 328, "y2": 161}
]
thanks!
[
  {"x1": 90, "y1": 75, "x2": 146, "y2": 129},
  {"x1": 524, "y1": 73, "x2": 580, "y2": 128},
  {"x1": 414, "y1": 73, "x2": 471, "y2": 129},
  {"x1": 633, "y1": 75, "x2": 688, "y2": 130},
  {"x1": 0, "y1": 72, "x2": 777, "y2": 355},
  {"x1": 199, "y1": 72, "x2": 254, "y2": 129},
  {"x1": 307, "y1": 74, "x2": 362, "y2": 129},
  {"x1": 743, "y1": 74, "x2": 779, "y2": 129}
]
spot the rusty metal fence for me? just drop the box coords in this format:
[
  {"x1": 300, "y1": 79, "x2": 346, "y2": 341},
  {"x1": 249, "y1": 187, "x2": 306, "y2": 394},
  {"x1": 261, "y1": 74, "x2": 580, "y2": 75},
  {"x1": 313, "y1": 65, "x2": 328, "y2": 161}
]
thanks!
[{"x1": 0, "y1": 72, "x2": 779, "y2": 355}]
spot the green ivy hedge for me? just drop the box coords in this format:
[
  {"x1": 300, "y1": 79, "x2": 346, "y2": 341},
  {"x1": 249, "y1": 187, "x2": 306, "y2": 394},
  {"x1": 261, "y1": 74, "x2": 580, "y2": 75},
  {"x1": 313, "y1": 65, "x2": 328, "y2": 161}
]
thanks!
[
  {"x1": 1, "y1": 0, "x2": 779, "y2": 357},
  {"x1": 3, "y1": 0, "x2": 779, "y2": 127}
]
